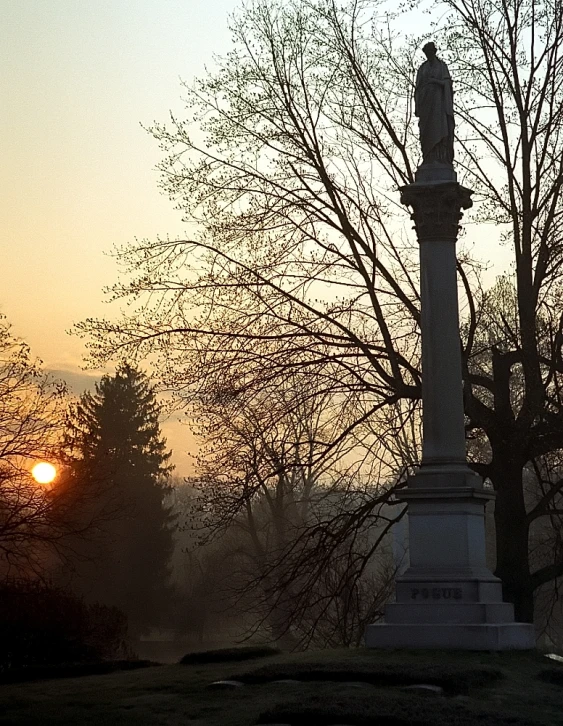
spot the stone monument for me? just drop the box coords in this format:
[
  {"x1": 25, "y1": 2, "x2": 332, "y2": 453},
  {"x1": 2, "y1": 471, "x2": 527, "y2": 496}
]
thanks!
[{"x1": 364, "y1": 43, "x2": 535, "y2": 649}]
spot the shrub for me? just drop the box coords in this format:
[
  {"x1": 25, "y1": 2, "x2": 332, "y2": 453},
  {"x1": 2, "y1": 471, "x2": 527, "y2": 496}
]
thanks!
[
  {"x1": 0, "y1": 580, "x2": 134, "y2": 672},
  {"x1": 179, "y1": 645, "x2": 281, "y2": 665},
  {"x1": 84, "y1": 602, "x2": 135, "y2": 661}
]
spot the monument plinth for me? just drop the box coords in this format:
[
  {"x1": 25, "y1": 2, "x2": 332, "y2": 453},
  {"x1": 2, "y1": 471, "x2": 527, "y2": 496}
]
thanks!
[{"x1": 365, "y1": 42, "x2": 534, "y2": 650}]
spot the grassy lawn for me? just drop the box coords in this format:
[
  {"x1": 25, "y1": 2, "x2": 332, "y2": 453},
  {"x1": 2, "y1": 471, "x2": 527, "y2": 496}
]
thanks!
[{"x1": 0, "y1": 648, "x2": 561, "y2": 725}]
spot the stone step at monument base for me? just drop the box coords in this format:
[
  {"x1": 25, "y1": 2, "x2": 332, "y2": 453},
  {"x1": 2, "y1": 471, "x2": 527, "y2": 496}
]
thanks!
[
  {"x1": 364, "y1": 622, "x2": 536, "y2": 650},
  {"x1": 385, "y1": 602, "x2": 515, "y2": 624}
]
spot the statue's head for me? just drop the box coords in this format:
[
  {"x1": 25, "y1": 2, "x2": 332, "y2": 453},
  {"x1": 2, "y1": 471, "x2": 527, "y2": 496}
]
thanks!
[{"x1": 422, "y1": 42, "x2": 437, "y2": 58}]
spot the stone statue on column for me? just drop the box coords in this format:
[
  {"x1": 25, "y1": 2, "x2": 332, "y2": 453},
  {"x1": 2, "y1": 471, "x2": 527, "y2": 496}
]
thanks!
[
  {"x1": 414, "y1": 42, "x2": 456, "y2": 182},
  {"x1": 364, "y1": 42, "x2": 536, "y2": 650}
]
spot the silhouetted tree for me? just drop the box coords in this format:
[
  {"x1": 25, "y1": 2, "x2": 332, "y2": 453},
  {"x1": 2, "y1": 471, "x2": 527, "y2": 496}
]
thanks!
[
  {"x1": 0, "y1": 315, "x2": 68, "y2": 577},
  {"x1": 63, "y1": 364, "x2": 175, "y2": 635},
  {"x1": 181, "y1": 372, "x2": 399, "y2": 648}
]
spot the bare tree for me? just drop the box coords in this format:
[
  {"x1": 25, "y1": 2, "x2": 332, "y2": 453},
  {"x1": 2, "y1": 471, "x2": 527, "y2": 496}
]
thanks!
[
  {"x1": 0, "y1": 316, "x2": 68, "y2": 576},
  {"x1": 444, "y1": 0, "x2": 563, "y2": 621},
  {"x1": 183, "y1": 372, "x2": 398, "y2": 647},
  {"x1": 79, "y1": 0, "x2": 563, "y2": 624}
]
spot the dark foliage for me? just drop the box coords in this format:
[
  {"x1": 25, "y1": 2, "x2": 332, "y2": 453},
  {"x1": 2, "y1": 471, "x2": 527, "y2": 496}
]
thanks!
[
  {"x1": 62, "y1": 364, "x2": 175, "y2": 634},
  {"x1": 179, "y1": 646, "x2": 281, "y2": 665},
  {"x1": 0, "y1": 580, "x2": 133, "y2": 673}
]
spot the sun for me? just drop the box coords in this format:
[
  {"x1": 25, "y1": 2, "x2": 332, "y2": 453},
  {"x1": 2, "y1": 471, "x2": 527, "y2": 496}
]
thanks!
[{"x1": 32, "y1": 462, "x2": 57, "y2": 485}]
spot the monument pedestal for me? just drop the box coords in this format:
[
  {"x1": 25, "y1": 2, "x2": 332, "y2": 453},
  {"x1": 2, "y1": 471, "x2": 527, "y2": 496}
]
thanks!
[
  {"x1": 365, "y1": 468, "x2": 535, "y2": 649},
  {"x1": 364, "y1": 177, "x2": 535, "y2": 650}
]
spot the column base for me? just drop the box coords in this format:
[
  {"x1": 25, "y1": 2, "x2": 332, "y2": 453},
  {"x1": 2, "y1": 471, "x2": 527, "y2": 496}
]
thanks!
[
  {"x1": 365, "y1": 474, "x2": 535, "y2": 650},
  {"x1": 364, "y1": 622, "x2": 535, "y2": 650}
]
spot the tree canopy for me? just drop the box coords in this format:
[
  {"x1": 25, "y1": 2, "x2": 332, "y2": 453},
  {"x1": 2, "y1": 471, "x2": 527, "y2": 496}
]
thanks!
[{"x1": 79, "y1": 0, "x2": 563, "y2": 626}]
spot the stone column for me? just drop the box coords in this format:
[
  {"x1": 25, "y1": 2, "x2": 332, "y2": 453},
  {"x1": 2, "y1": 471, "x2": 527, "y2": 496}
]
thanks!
[
  {"x1": 415, "y1": 183, "x2": 468, "y2": 467},
  {"x1": 364, "y1": 180, "x2": 535, "y2": 650}
]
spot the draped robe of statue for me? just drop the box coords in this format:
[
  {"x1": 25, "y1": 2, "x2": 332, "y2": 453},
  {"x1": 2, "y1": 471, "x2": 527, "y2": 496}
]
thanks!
[{"x1": 415, "y1": 57, "x2": 454, "y2": 165}]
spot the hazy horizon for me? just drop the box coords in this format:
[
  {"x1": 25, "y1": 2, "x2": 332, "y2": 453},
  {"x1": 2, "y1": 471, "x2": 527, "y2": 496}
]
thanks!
[{"x1": 2, "y1": 0, "x2": 238, "y2": 473}]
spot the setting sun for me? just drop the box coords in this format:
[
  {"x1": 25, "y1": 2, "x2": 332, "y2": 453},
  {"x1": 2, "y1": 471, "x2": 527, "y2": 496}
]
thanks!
[{"x1": 32, "y1": 462, "x2": 57, "y2": 485}]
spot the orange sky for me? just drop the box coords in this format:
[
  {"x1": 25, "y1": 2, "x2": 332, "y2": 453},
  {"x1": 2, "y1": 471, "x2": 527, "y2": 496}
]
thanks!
[
  {"x1": 1, "y1": 1, "x2": 512, "y2": 475},
  {"x1": 1, "y1": 0, "x2": 236, "y2": 473}
]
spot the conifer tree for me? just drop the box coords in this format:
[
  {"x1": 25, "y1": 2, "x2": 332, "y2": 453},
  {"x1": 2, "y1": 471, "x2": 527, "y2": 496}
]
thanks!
[{"x1": 63, "y1": 364, "x2": 175, "y2": 635}]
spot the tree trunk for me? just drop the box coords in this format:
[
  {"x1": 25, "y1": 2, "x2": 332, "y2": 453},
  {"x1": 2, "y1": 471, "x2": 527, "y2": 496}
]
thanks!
[
  {"x1": 491, "y1": 455, "x2": 534, "y2": 623},
  {"x1": 268, "y1": 603, "x2": 298, "y2": 649}
]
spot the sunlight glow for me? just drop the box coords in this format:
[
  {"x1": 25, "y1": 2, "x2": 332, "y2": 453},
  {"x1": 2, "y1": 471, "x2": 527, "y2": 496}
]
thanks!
[{"x1": 32, "y1": 462, "x2": 57, "y2": 484}]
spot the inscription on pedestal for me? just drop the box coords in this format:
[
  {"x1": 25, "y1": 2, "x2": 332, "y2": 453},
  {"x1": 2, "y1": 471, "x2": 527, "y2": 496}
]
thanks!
[{"x1": 411, "y1": 587, "x2": 463, "y2": 600}]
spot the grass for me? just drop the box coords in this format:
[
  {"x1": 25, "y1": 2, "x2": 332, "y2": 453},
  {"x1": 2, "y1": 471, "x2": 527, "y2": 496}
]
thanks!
[
  {"x1": 0, "y1": 647, "x2": 561, "y2": 725},
  {"x1": 232, "y1": 659, "x2": 504, "y2": 694},
  {"x1": 0, "y1": 659, "x2": 157, "y2": 685},
  {"x1": 537, "y1": 666, "x2": 563, "y2": 686}
]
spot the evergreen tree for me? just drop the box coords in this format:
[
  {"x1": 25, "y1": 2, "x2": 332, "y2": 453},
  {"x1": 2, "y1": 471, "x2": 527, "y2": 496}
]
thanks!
[{"x1": 63, "y1": 364, "x2": 175, "y2": 635}]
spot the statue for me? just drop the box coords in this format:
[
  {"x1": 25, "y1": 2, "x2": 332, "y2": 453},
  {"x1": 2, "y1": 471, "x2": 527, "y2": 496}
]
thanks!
[{"x1": 415, "y1": 42, "x2": 454, "y2": 166}]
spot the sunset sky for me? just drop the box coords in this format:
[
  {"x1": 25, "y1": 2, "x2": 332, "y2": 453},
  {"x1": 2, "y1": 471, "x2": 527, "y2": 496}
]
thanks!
[
  {"x1": 2, "y1": 0, "x2": 236, "y2": 472},
  {"x1": 2, "y1": 1, "x2": 513, "y2": 474}
]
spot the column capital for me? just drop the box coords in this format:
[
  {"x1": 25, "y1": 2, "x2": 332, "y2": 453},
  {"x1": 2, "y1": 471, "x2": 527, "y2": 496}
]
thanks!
[{"x1": 400, "y1": 181, "x2": 473, "y2": 243}]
